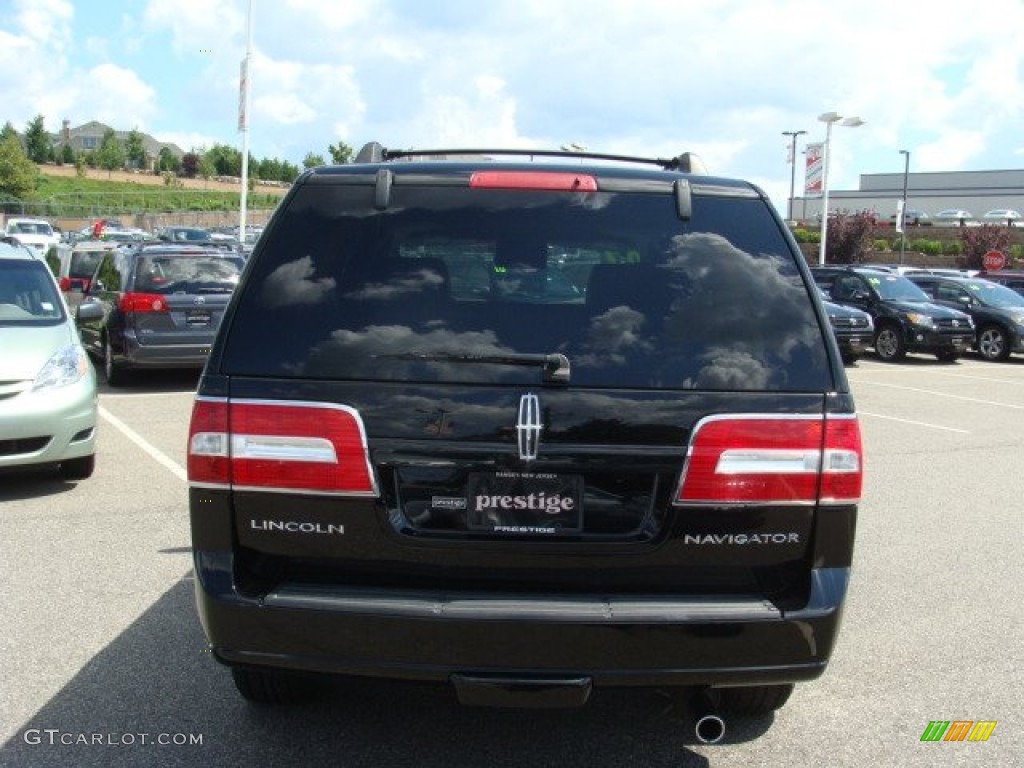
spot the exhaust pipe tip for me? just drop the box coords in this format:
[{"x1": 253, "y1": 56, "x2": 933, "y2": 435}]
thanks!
[{"x1": 694, "y1": 713, "x2": 726, "y2": 744}]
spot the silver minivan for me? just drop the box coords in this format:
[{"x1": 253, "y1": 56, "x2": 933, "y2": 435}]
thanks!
[{"x1": 0, "y1": 239, "x2": 102, "y2": 479}]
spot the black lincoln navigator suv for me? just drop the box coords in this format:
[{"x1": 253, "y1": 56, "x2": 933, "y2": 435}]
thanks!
[{"x1": 188, "y1": 144, "x2": 863, "y2": 735}]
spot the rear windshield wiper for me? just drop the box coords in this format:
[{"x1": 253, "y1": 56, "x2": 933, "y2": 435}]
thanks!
[{"x1": 380, "y1": 351, "x2": 571, "y2": 384}]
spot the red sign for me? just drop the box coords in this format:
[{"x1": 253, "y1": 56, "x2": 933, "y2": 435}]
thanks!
[
  {"x1": 983, "y1": 250, "x2": 1007, "y2": 271},
  {"x1": 804, "y1": 142, "x2": 824, "y2": 197}
]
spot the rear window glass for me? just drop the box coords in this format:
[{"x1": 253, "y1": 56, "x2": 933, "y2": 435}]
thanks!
[
  {"x1": 134, "y1": 254, "x2": 242, "y2": 294},
  {"x1": 70, "y1": 250, "x2": 104, "y2": 279},
  {"x1": 220, "y1": 184, "x2": 830, "y2": 391}
]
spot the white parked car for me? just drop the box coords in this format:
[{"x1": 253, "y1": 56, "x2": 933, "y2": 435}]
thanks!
[
  {"x1": 933, "y1": 208, "x2": 973, "y2": 222},
  {"x1": 3, "y1": 217, "x2": 60, "y2": 256},
  {"x1": 982, "y1": 209, "x2": 1022, "y2": 224}
]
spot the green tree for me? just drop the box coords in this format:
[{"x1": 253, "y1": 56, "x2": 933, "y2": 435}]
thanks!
[
  {"x1": 303, "y1": 152, "x2": 325, "y2": 168},
  {"x1": 95, "y1": 129, "x2": 125, "y2": 176},
  {"x1": 0, "y1": 122, "x2": 19, "y2": 144},
  {"x1": 0, "y1": 132, "x2": 38, "y2": 198},
  {"x1": 157, "y1": 146, "x2": 181, "y2": 174},
  {"x1": 279, "y1": 160, "x2": 300, "y2": 183},
  {"x1": 60, "y1": 143, "x2": 74, "y2": 165},
  {"x1": 205, "y1": 143, "x2": 241, "y2": 176},
  {"x1": 24, "y1": 114, "x2": 51, "y2": 164},
  {"x1": 197, "y1": 152, "x2": 216, "y2": 183},
  {"x1": 257, "y1": 156, "x2": 281, "y2": 181},
  {"x1": 327, "y1": 140, "x2": 353, "y2": 164},
  {"x1": 124, "y1": 128, "x2": 147, "y2": 169}
]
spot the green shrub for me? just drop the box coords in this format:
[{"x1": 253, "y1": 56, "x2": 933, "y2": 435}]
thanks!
[
  {"x1": 910, "y1": 238, "x2": 942, "y2": 255},
  {"x1": 45, "y1": 246, "x2": 59, "y2": 277},
  {"x1": 872, "y1": 239, "x2": 890, "y2": 252},
  {"x1": 943, "y1": 240, "x2": 963, "y2": 255},
  {"x1": 792, "y1": 228, "x2": 811, "y2": 243}
]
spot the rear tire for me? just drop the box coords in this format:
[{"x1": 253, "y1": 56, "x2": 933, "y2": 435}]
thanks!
[
  {"x1": 874, "y1": 324, "x2": 906, "y2": 362},
  {"x1": 60, "y1": 454, "x2": 95, "y2": 480},
  {"x1": 231, "y1": 667, "x2": 311, "y2": 705},
  {"x1": 977, "y1": 325, "x2": 1011, "y2": 361},
  {"x1": 104, "y1": 336, "x2": 128, "y2": 386},
  {"x1": 717, "y1": 684, "x2": 794, "y2": 716}
]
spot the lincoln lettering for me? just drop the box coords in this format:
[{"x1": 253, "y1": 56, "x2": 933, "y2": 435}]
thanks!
[
  {"x1": 475, "y1": 493, "x2": 574, "y2": 515},
  {"x1": 250, "y1": 520, "x2": 345, "y2": 535}
]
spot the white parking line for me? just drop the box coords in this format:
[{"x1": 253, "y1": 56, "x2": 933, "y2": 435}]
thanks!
[
  {"x1": 853, "y1": 381, "x2": 1024, "y2": 410},
  {"x1": 849, "y1": 370, "x2": 1024, "y2": 385},
  {"x1": 98, "y1": 405, "x2": 187, "y2": 482},
  {"x1": 857, "y1": 410, "x2": 969, "y2": 434}
]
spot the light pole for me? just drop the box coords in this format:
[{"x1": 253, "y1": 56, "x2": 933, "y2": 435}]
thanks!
[
  {"x1": 817, "y1": 112, "x2": 864, "y2": 265},
  {"x1": 899, "y1": 149, "x2": 910, "y2": 264},
  {"x1": 782, "y1": 130, "x2": 807, "y2": 222}
]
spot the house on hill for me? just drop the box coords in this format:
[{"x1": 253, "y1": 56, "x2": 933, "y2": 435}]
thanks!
[{"x1": 51, "y1": 120, "x2": 185, "y2": 171}]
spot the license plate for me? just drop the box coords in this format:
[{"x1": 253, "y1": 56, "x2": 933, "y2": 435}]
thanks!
[
  {"x1": 466, "y1": 471, "x2": 583, "y2": 534},
  {"x1": 186, "y1": 309, "x2": 212, "y2": 326}
]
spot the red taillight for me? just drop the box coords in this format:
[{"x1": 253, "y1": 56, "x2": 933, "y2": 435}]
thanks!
[
  {"x1": 674, "y1": 414, "x2": 862, "y2": 506},
  {"x1": 187, "y1": 398, "x2": 377, "y2": 496},
  {"x1": 119, "y1": 292, "x2": 169, "y2": 313},
  {"x1": 469, "y1": 171, "x2": 598, "y2": 191},
  {"x1": 188, "y1": 398, "x2": 230, "y2": 486},
  {"x1": 59, "y1": 277, "x2": 71, "y2": 291},
  {"x1": 819, "y1": 415, "x2": 863, "y2": 504}
]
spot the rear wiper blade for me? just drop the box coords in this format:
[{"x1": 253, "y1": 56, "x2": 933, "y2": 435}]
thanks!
[{"x1": 381, "y1": 351, "x2": 571, "y2": 384}]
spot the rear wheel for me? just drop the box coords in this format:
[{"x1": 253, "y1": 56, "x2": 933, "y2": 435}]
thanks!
[
  {"x1": 103, "y1": 336, "x2": 128, "y2": 386},
  {"x1": 60, "y1": 454, "x2": 95, "y2": 480},
  {"x1": 874, "y1": 324, "x2": 906, "y2": 362},
  {"x1": 717, "y1": 684, "x2": 794, "y2": 716},
  {"x1": 977, "y1": 325, "x2": 1010, "y2": 361},
  {"x1": 231, "y1": 667, "x2": 311, "y2": 705}
]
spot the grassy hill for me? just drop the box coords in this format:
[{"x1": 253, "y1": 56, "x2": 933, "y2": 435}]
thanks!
[{"x1": 25, "y1": 164, "x2": 286, "y2": 218}]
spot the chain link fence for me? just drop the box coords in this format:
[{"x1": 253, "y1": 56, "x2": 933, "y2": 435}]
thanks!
[{"x1": 1, "y1": 193, "x2": 281, "y2": 235}]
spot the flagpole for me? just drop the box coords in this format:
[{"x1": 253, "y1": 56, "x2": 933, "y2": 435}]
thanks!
[{"x1": 238, "y1": 0, "x2": 253, "y2": 243}]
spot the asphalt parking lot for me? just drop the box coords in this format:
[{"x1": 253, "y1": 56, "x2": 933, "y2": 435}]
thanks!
[{"x1": 1, "y1": 356, "x2": 1021, "y2": 767}]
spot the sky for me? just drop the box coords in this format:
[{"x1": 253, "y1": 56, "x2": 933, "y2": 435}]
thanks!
[{"x1": 2, "y1": 0, "x2": 1024, "y2": 217}]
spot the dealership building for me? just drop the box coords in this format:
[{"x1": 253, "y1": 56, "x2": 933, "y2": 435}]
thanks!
[{"x1": 791, "y1": 169, "x2": 1024, "y2": 223}]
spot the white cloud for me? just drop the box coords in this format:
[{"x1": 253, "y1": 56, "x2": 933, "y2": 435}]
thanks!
[
  {"x1": 3, "y1": 0, "x2": 1024, "y2": 218},
  {"x1": 143, "y1": 0, "x2": 245, "y2": 54},
  {"x1": 83, "y1": 63, "x2": 158, "y2": 130}
]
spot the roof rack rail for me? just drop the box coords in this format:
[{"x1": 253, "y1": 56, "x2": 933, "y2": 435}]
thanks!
[{"x1": 352, "y1": 143, "x2": 708, "y2": 173}]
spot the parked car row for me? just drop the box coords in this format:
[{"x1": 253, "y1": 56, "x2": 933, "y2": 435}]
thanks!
[
  {"x1": 813, "y1": 265, "x2": 1024, "y2": 363},
  {"x1": 885, "y1": 208, "x2": 1023, "y2": 227}
]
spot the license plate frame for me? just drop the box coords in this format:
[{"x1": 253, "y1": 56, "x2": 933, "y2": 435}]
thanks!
[
  {"x1": 466, "y1": 471, "x2": 583, "y2": 534},
  {"x1": 186, "y1": 309, "x2": 213, "y2": 327}
]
